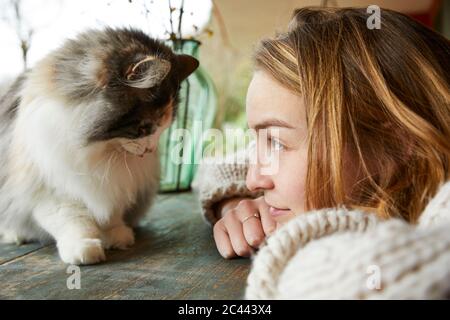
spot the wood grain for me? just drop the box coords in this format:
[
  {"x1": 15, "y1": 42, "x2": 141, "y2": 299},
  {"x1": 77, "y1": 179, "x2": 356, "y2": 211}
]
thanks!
[{"x1": 0, "y1": 192, "x2": 251, "y2": 299}]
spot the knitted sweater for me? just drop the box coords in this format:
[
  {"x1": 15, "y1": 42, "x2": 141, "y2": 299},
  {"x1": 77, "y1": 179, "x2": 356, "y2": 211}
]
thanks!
[{"x1": 193, "y1": 148, "x2": 450, "y2": 299}]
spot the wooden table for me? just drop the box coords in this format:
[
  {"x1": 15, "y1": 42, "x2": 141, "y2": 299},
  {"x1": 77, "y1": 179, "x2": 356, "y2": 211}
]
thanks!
[{"x1": 0, "y1": 192, "x2": 251, "y2": 299}]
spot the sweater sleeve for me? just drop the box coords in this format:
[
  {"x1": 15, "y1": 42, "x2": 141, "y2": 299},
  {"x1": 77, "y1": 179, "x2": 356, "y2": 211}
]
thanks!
[
  {"x1": 245, "y1": 180, "x2": 450, "y2": 299},
  {"x1": 418, "y1": 180, "x2": 450, "y2": 228},
  {"x1": 192, "y1": 143, "x2": 263, "y2": 225},
  {"x1": 245, "y1": 208, "x2": 381, "y2": 299}
]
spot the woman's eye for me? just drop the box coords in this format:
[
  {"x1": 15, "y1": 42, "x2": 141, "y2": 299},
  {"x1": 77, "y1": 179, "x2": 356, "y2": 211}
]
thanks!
[{"x1": 269, "y1": 137, "x2": 285, "y2": 151}]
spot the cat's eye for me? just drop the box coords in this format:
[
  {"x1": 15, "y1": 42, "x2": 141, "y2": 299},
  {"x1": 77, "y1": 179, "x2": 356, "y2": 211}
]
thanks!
[
  {"x1": 137, "y1": 124, "x2": 156, "y2": 138},
  {"x1": 138, "y1": 127, "x2": 147, "y2": 136}
]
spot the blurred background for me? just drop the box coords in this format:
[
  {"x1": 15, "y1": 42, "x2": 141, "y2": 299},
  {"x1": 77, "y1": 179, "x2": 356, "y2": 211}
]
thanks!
[{"x1": 0, "y1": 0, "x2": 449, "y2": 132}]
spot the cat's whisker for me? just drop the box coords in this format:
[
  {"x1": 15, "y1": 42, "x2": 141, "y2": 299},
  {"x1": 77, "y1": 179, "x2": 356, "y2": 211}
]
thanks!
[
  {"x1": 99, "y1": 156, "x2": 111, "y2": 187},
  {"x1": 0, "y1": 27, "x2": 199, "y2": 264},
  {"x1": 123, "y1": 151, "x2": 133, "y2": 181},
  {"x1": 121, "y1": 141, "x2": 140, "y2": 146},
  {"x1": 100, "y1": 151, "x2": 116, "y2": 187},
  {"x1": 90, "y1": 149, "x2": 114, "y2": 173}
]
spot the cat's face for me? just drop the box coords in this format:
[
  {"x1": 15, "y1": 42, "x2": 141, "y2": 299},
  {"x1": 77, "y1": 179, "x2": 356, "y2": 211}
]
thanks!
[
  {"x1": 92, "y1": 47, "x2": 196, "y2": 156},
  {"x1": 54, "y1": 28, "x2": 199, "y2": 155}
]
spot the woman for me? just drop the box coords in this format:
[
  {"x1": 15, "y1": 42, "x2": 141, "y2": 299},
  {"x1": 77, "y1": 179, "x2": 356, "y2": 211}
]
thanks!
[{"x1": 196, "y1": 7, "x2": 450, "y2": 298}]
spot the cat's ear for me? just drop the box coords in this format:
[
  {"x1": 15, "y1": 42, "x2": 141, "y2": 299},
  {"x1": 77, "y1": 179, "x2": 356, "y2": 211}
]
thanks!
[
  {"x1": 177, "y1": 54, "x2": 199, "y2": 81},
  {"x1": 124, "y1": 56, "x2": 171, "y2": 89}
]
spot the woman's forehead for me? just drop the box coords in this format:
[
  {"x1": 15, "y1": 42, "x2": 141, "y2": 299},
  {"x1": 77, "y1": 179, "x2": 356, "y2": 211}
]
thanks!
[{"x1": 246, "y1": 71, "x2": 305, "y2": 130}]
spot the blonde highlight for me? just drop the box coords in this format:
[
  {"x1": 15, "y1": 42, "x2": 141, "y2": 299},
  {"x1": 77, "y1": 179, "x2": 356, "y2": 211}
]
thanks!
[{"x1": 254, "y1": 7, "x2": 450, "y2": 223}]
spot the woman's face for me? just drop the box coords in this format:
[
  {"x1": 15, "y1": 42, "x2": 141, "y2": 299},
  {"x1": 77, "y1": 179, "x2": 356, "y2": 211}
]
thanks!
[{"x1": 246, "y1": 71, "x2": 308, "y2": 223}]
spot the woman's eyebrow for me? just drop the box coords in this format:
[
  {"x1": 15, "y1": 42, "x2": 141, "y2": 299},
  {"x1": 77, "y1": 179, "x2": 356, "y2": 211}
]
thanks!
[{"x1": 252, "y1": 119, "x2": 295, "y2": 130}]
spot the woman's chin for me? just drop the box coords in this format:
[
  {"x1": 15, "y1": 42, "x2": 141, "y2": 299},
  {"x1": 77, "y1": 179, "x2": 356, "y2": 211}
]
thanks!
[{"x1": 273, "y1": 210, "x2": 296, "y2": 225}]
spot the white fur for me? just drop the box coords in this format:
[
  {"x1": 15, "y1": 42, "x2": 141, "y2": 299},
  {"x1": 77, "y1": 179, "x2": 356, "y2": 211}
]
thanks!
[{"x1": 0, "y1": 73, "x2": 164, "y2": 265}]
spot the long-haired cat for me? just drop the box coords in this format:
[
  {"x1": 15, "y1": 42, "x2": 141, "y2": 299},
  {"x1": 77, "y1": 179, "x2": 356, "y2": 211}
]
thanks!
[{"x1": 0, "y1": 27, "x2": 198, "y2": 265}]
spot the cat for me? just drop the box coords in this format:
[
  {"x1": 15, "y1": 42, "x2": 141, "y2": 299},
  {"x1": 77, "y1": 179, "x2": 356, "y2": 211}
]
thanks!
[{"x1": 0, "y1": 27, "x2": 198, "y2": 265}]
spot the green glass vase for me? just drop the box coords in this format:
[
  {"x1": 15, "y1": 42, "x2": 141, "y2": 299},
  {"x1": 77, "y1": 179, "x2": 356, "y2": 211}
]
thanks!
[{"x1": 158, "y1": 39, "x2": 217, "y2": 192}]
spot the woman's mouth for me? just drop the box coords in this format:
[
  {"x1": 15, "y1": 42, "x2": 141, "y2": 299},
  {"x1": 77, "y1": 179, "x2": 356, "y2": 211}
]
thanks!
[{"x1": 269, "y1": 206, "x2": 291, "y2": 217}]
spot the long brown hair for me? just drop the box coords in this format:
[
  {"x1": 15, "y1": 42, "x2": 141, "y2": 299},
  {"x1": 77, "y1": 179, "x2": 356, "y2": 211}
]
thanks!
[{"x1": 254, "y1": 7, "x2": 450, "y2": 223}]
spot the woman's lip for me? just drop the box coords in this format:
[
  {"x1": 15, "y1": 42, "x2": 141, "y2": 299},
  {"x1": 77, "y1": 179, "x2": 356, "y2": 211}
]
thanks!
[{"x1": 269, "y1": 206, "x2": 291, "y2": 217}]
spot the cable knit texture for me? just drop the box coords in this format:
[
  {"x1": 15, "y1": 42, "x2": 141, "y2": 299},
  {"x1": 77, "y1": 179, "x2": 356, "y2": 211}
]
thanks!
[
  {"x1": 419, "y1": 181, "x2": 450, "y2": 228},
  {"x1": 194, "y1": 148, "x2": 450, "y2": 299},
  {"x1": 246, "y1": 181, "x2": 450, "y2": 299},
  {"x1": 192, "y1": 145, "x2": 262, "y2": 225}
]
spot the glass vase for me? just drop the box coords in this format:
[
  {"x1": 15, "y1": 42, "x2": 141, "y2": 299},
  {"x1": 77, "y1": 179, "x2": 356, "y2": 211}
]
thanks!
[{"x1": 158, "y1": 39, "x2": 217, "y2": 192}]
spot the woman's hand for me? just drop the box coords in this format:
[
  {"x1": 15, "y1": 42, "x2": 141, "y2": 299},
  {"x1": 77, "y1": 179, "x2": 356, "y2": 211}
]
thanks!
[{"x1": 213, "y1": 196, "x2": 277, "y2": 259}]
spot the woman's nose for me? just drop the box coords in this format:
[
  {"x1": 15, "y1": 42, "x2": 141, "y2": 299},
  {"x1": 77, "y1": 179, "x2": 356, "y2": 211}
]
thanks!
[{"x1": 246, "y1": 162, "x2": 274, "y2": 192}]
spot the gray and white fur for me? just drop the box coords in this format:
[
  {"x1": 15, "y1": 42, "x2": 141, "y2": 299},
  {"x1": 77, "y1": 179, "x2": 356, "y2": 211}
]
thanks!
[{"x1": 0, "y1": 27, "x2": 198, "y2": 265}]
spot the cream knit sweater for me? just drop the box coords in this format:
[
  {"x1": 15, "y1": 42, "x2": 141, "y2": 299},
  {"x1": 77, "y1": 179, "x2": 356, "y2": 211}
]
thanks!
[{"x1": 193, "y1": 148, "x2": 450, "y2": 299}]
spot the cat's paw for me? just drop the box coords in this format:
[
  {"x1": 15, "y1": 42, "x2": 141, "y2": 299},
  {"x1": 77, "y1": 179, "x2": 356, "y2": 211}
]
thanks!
[
  {"x1": 57, "y1": 238, "x2": 106, "y2": 265},
  {"x1": 103, "y1": 225, "x2": 135, "y2": 250},
  {"x1": 0, "y1": 229, "x2": 26, "y2": 245}
]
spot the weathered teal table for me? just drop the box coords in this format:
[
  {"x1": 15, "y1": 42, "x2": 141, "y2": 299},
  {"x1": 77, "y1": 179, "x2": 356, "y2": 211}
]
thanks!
[{"x1": 0, "y1": 192, "x2": 250, "y2": 299}]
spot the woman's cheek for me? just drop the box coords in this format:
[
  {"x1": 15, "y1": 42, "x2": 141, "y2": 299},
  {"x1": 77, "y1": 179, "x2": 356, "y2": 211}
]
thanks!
[{"x1": 282, "y1": 149, "x2": 308, "y2": 214}]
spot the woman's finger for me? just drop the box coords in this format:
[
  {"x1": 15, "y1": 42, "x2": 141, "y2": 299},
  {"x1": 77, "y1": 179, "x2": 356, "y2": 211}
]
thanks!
[
  {"x1": 234, "y1": 200, "x2": 266, "y2": 248},
  {"x1": 213, "y1": 221, "x2": 236, "y2": 259},
  {"x1": 256, "y1": 197, "x2": 277, "y2": 236},
  {"x1": 241, "y1": 216, "x2": 265, "y2": 248},
  {"x1": 223, "y1": 211, "x2": 254, "y2": 257}
]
